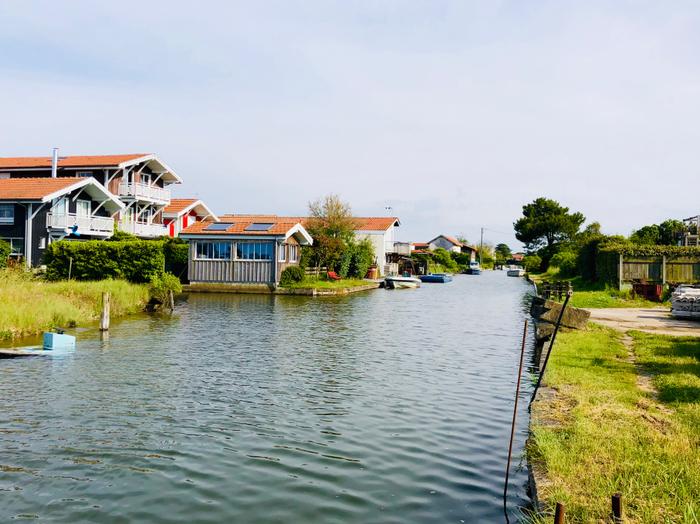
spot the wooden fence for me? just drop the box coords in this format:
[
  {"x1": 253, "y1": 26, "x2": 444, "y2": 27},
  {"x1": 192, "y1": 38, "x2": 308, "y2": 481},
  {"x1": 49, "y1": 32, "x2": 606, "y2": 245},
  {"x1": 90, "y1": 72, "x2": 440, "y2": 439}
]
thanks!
[{"x1": 617, "y1": 254, "x2": 700, "y2": 287}]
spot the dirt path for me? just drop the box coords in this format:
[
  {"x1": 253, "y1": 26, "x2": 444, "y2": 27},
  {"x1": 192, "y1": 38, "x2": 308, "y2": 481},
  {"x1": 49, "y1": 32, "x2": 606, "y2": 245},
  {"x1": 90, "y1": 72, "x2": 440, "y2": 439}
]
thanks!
[{"x1": 585, "y1": 307, "x2": 700, "y2": 337}]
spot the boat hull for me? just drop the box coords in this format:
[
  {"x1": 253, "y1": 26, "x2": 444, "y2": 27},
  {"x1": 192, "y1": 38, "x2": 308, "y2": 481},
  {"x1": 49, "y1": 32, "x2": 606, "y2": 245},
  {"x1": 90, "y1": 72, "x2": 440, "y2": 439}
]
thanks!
[
  {"x1": 507, "y1": 269, "x2": 525, "y2": 277},
  {"x1": 385, "y1": 276, "x2": 422, "y2": 289},
  {"x1": 418, "y1": 274, "x2": 453, "y2": 283}
]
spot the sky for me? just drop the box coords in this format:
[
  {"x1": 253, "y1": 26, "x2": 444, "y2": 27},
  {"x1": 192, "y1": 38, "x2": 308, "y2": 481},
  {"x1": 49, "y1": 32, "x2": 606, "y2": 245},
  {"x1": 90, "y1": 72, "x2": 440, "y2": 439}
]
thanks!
[{"x1": 1, "y1": 1, "x2": 699, "y2": 248}]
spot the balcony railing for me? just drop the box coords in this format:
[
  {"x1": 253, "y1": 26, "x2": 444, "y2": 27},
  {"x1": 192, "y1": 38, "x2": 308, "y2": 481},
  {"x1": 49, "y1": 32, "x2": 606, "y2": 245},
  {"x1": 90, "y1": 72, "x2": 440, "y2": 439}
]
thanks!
[
  {"x1": 118, "y1": 220, "x2": 168, "y2": 238},
  {"x1": 118, "y1": 182, "x2": 171, "y2": 203},
  {"x1": 386, "y1": 241, "x2": 411, "y2": 256},
  {"x1": 47, "y1": 213, "x2": 115, "y2": 236}
]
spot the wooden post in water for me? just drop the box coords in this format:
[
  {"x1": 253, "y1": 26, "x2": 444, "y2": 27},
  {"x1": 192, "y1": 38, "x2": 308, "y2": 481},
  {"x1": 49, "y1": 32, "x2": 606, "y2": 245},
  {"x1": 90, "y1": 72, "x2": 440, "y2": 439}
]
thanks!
[
  {"x1": 612, "y1": 493, "x2": 623, "y2": 522},
  {"x1": 100, "y1": 292, "x2": 110, "y2": 331},
  {"x1": 168, "y1": 290, "x2": 175, "y2": 311},
  {"x1": 68, "y1": 257, "x2": 73, "y2": 280},
  {"x1": 554, "y1": 502, "x2": 565, "y2": 524}
]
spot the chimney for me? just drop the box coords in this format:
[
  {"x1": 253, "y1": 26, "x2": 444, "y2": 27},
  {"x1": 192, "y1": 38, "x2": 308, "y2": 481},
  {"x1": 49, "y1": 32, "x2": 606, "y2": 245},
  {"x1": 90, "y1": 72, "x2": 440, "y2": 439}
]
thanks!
[{"x1": 51, "y1": 148, "x2": 59, "y2": 178}]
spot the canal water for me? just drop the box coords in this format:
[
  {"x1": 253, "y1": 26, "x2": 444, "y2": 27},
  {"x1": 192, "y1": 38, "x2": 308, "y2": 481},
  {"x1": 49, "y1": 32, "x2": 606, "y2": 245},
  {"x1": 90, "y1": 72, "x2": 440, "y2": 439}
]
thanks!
[{"x1": 0, "y1": 272, "x2": 536, "y2": 523}]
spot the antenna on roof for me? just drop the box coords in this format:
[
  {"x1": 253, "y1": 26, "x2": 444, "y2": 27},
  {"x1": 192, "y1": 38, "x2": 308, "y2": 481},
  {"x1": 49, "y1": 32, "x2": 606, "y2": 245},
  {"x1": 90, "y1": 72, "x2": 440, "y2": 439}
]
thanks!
[
  {"x1": 51, "y1": 148, "x2": 59, "y2": 178},
  {"x1": 385, "y1": 205, "x2": 393, "y2": 215}
]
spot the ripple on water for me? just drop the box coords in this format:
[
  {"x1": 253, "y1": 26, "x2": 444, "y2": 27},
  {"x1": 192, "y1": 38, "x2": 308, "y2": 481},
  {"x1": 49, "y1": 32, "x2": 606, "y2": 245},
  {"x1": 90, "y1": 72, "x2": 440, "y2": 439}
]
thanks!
[{"x1": 0, "y1": 272, "x2": 535, "y2": 522}]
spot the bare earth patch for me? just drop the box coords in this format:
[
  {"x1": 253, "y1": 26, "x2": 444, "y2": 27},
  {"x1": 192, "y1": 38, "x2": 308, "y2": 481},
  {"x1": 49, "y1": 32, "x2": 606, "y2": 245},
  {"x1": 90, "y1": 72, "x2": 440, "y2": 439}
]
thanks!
[{"x1": 586, "y1": 307, "x2": 700, "y2": 337}]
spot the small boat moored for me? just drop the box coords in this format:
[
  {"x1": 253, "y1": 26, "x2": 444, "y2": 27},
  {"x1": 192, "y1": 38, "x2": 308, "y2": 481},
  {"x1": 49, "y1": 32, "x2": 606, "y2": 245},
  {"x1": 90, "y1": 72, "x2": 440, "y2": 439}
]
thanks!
[
  {"x1": 385, "y1": 275, "x2": 422, "y2": 289},
  {"x1": 507, "y1": 266, "x2": 526, "y2": 277},
  {"x1": 418, "y1": 273, "x2": 453, "y2": 283},
  {"x1": 465, "y1": 261, "x2": 481, "y2": 275}
]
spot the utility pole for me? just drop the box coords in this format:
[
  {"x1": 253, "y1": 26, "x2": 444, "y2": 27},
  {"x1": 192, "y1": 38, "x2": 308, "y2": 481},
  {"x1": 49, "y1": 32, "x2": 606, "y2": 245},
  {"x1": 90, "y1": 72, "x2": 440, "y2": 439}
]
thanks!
[{"x1": 479, "y1": 227, "x2": 484, "y2": 266}]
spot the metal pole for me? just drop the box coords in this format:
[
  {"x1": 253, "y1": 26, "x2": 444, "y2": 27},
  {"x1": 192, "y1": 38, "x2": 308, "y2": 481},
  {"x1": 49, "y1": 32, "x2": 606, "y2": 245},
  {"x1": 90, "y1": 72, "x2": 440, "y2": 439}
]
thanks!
[
  {"x1": 531, "y1": 290, "x2": 572, "y2": 403},
  {"x1": 554, "y1": 502, "x2": 565, "y2": 524},
  {"x1": 612, "y1": 493, "x2": 623, "y2": 522},
  {"x1": 503, "y1": 320, "x2": 529, "y2": 516}
]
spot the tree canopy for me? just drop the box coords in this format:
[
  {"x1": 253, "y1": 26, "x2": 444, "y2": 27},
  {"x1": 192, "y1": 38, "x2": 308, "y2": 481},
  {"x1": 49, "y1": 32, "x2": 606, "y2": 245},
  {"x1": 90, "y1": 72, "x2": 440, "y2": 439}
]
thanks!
[
  {"x1": 306, "y1": 194, "x2": 356, "y2": 243},
  {"x1": 514, "y1": 198, "x2": 585, "y2": 252},
  {"x1": 495, "y1": 243, "x2": 512, "y2": 259}
]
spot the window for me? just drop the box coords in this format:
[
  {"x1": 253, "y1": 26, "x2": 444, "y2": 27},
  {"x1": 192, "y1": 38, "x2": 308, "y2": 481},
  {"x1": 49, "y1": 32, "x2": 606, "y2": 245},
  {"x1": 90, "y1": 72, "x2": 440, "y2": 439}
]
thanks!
[
  {"x1": 0, "y1": 204, "x2": 14, "y2": 224},
  {"x1": 77, "y1": 200, "x2": 91, "y2": 218},
  {"x1": 195, "y1": 241, "x2": 232, "y2": 260},
  {"x1": 278, "y1": 244, "x2": 286, "y2": 262},
  {"x1": 0, "y1": 173, "x2": 10, "y2": 179},
  {"x1": 289, "y1": 245, "x2": 298, "y2": 263},
  {"x1": 236, "y1": 242, "x2": 273, "y2": 260},
  {"x1": 76, "y1": 171, "x2": 93, "y2": 178},
  {"x1": 39, "y1": 237, "x2": 46, "y2": 249},
  {"x1": 53, "y1": 198, "x2": 68, "y2": 216}
]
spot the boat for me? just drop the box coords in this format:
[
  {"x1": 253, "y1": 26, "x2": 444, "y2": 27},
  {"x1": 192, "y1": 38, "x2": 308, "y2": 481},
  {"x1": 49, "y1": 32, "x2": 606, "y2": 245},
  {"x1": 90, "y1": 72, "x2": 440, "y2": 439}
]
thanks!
[
  {"x1": 0, "y1": 331, "x2": 76, "y2": 358},
  {"x1": 418, "y1": 273, "x2": 453, "y2": 283},
  {"x1": 465, "y1": 261, "x2": 481, "y2": 275},
  {"x1": 507, "y1": 266, "x2": 526, "y2": 277},
  {"x1": 385, "y1": 275, "x2": 422, "y2": 289}
]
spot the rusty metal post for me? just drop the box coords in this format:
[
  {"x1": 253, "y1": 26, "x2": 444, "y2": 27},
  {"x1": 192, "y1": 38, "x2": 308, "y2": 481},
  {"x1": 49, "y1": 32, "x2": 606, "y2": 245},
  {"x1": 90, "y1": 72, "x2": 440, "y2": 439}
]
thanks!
[
  {"x1": 503, "y1": 320, "x2": 529, "y2": 516},
  {"x1": 554, "y1": 502, "x2": 565, "y2": 523},
  {"x1": 612, "y1": 493, "x2": 623, "y2": 522}
]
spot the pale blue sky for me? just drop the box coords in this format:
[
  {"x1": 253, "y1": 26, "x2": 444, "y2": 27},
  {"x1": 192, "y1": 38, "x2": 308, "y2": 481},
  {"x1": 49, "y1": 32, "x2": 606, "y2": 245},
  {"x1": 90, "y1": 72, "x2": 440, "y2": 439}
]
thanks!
[{"x1": 2, "y1": 1, "x2": 699, "y2": 247}]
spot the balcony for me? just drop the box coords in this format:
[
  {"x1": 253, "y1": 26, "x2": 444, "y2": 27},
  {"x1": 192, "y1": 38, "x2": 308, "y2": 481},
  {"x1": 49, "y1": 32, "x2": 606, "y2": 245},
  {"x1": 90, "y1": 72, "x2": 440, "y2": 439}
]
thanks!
[
  {"x1": 386, "y1": 241, "x2": 411, "y2": 256},
  {"x1": 118, "y1": 182, "x2": 171, "y2": 204},
  {"x1": 47, "y1": 213, "x2": 115, "y2": 236},
  {"x1": 118, "y1": 220, "x2": 168, "y2": 238}
]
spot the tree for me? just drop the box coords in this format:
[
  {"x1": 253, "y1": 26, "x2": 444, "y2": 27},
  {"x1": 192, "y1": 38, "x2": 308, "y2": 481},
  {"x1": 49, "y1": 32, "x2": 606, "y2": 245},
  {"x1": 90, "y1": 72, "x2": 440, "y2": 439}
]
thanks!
[
  {"x1": 514, "y1": 198, "x2": 585, "y2": 253},
  {"x1": 630, "y1": 224, "x2": 661, "y2": 245},
  {"x1": 658, "y1": 219, "x2": 687, "y2": 246},
  {"x1": 307, "y1": 194, "x2": 356, "y2": 243},
  {"x1": 495, "y1": 243, "x2": 511, "y2": 259}
]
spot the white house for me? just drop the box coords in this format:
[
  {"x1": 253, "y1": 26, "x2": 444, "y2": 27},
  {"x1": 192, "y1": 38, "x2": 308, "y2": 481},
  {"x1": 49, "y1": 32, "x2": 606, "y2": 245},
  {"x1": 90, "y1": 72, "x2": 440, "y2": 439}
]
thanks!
[{"x1": 353, "y1": 217, "x2": 408, "y2": 276}]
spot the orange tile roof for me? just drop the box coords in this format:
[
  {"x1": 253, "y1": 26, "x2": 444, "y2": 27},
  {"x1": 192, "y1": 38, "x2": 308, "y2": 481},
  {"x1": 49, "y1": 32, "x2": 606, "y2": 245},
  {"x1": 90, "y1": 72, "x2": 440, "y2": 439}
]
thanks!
[
  {"x1": 412, "y1": 242, "x2": 429, "y2": 248},
  {"x1": 182, "y1": 217, "x2": 304, "y2": 236},
  {"x1": 0, "y1": 154, "x2": 150, "y2": 169},
  {"x1": 164, "y1": 198, "x2": 199, "y2": 215},
  {"x1": 444, "y1": 235, "x2": 464, "y2": 247},
  {"x1": 0, "y1": 177, "x2": 86, "y2": 200},
  {"x1": 218, "y1": 214, "x2": 399, "y2": 232}
]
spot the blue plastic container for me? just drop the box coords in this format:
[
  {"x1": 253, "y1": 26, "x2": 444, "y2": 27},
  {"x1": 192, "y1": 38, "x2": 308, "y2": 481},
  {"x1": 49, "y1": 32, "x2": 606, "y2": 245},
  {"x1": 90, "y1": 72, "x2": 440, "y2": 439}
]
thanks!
[{"x1": 42, "y1": 332, "x2": 76, "y2": 352}]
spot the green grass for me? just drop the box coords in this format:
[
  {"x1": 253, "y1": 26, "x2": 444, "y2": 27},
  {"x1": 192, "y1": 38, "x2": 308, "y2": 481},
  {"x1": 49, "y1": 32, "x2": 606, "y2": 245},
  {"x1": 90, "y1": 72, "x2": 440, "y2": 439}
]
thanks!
[
  {"x1": 0, "y1": 270, "x2": 150, "y2": 340},
  {"x1": 280, "y1": 276, "x2": 374, "y2": 290},
  {"x1": 529, "y1": 326, "x2": 700, "y2": 522},
  {"x1": 530, "y1": 272, "x2": 667, "y2": 309}
]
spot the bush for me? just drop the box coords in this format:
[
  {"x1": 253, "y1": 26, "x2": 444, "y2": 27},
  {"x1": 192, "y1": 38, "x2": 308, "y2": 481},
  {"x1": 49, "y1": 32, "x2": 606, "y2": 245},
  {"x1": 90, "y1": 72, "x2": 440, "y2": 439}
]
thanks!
[
  {"x1": 107, "y1": 230, "x2": 139, "y2": 242},
  {"x1": 148, "y1": 272, "x2": 182, "y2": 303},
  {"x1": 280, "y1": 266, "x2": 305, "y2": 286},
  {"x1": 45, "y1": 240, "x2": 165, "y2": 283},
  {"x1": 432, "y1": 248, "x2": 459, "y2": 272},
  {"x1": 550, "y1": 250, "x2": 578, "y2": 277},
  {"x1": 523, "y1": 254, "x2": 542, "y2": 273},
  {"x1": 349, "y1": 238, "x2": 375, "y2": 278},
  {"x1": 0, "y1": 239, "x2": 10, "y2": 269},
  {"x1": 163, "y1": 237, "x2": 189, "y2": 281}
]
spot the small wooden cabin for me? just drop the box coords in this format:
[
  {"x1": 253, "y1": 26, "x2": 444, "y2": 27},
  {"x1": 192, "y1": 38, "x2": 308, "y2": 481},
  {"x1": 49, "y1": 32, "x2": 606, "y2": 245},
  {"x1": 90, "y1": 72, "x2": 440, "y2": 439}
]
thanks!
[{"x1": 180, "y1": 216, "x2": 313, "y2": 285}]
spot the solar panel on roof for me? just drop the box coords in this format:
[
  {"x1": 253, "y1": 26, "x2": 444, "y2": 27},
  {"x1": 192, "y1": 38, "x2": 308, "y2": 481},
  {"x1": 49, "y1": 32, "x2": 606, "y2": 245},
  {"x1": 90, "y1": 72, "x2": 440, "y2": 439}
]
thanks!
[
  {"x1": 245, "y1": 223, "x2": 274, "y2": 231},
  {"x1": 205, "y1": 222, "x2": 233, "y2": 231}
]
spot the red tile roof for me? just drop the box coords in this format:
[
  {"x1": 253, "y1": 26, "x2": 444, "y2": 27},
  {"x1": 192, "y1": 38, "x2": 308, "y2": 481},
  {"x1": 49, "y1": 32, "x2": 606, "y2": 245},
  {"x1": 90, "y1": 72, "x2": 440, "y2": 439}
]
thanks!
[
  {"x1": 412, "y1": 242, "x2": 429, "y2": 248},
  {"x1": 218, "y1": 214, "x2": 400, "y2": 232},
  {"x1": 182, "y1": 216, "x2": 305, "y2": 236},
  {"x1": 164, "y1": 198, "x2": 199, "y2": 215},
  {"x1": 444, "y1": 235, "x2": 464, "y2": 247},
  {"x1": 0, "y1": 177, "x2": 87, "y2": 200},
  {"x1": 0, "y1": 154, "x2": 150, "y2": 169}
]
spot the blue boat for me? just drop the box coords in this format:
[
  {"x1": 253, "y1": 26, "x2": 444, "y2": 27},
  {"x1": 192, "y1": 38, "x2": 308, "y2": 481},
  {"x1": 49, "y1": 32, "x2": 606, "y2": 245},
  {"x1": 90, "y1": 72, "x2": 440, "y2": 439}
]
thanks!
[{"x1": 418, "y1": 273, "x2": 453, "y2": 283}]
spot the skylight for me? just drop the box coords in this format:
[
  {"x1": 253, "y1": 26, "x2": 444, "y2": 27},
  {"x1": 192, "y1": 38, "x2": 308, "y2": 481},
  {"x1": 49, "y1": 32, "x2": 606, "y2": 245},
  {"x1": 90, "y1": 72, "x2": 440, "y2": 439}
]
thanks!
[
  {"x1": 244, "y1": 223, "x2": 274, "y2": 231},
  {"x1": 205, "y1": 222, "x2": 233, "y2": 231}
]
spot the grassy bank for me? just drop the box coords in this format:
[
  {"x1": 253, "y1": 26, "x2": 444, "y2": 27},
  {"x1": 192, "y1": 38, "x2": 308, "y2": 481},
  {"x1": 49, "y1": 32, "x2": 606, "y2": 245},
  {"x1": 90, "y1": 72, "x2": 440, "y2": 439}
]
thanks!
[
  {"x1": 529, "y1": 272, "x2": 666, "y2": 309},
  {"x1": 0, "y1": 271, "x2": 150, "y2": 340},
  {"x1": 529, "y1": 325, "x2": 700, "y2": 522},
  {"x1": 281, "y1": 276, "x2": 373, "y2": 290}
]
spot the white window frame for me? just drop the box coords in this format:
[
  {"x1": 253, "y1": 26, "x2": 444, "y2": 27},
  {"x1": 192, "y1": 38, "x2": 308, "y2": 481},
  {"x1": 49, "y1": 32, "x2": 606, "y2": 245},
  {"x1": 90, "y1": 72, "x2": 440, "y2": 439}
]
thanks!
[
  {"x1": 76, "y1": 171, "x2": 93, "y2": 178},
  {"x1": 289, "y1": 244, "x2": 298, "y2": 263},
  {"x1": 53, "y1": 197, "x2": 68, "y2": 216},
  {"x1": 278, "y1": 243, "x2": 286, "y2": 262},
  {"x1": 0, "y1": 204, "x2": 14, "y2": 224}
]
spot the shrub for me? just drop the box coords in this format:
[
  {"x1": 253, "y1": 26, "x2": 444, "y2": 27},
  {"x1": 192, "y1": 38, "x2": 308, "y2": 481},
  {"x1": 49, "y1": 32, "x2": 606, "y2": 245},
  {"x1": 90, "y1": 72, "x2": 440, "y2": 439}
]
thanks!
[
  {"x1": 523, "y1": 254, "x2": 542, "y2": 273},
  {"x1": 349, "y1": 238, "x2": 375, "y2": 278},
  {"x1": 148, "y1": 272, "x2": 182, "y2": 303},
  {"x1": 107, "y1": 230, "x2": 139, "y2": 242},
  {"x1": 0, "y1": 239, "x2": 10, "y2": 269},
  {"x1": 45, "y1": 240, "x2": 165, "y2": 283},
  {"x1": 280, "y1": 266, "x2": 305, "y2": 286},
  {"x1": 432, "y1": 248, "x2": 459, "y2": 272},
  {"x1": 163, "y1": 237, "x2": 189, "y2": 281},
  {"x1": 338, "y1": 247, "x2": 353, "y2": 278},
  {"x1": 550, "y1": 250, "x2": 578, "y2": 277}
]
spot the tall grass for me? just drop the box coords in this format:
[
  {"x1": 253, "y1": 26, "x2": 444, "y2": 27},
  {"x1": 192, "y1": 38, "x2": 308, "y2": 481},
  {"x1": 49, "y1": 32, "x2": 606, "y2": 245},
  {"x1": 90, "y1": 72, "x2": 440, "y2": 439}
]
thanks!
[
  {"x1": 0, "y1": 270, "x2": 149, "y2": 340},
  {"x1": 529, "y1": 326, "x2": 700, "y2": 522}
]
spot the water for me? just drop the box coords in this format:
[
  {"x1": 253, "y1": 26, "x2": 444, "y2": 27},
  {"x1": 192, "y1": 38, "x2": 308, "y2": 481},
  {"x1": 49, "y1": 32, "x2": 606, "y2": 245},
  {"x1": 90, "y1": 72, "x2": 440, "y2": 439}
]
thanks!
[{"x1": 0, "y1": 272, "x2": 536, "y2": 523}]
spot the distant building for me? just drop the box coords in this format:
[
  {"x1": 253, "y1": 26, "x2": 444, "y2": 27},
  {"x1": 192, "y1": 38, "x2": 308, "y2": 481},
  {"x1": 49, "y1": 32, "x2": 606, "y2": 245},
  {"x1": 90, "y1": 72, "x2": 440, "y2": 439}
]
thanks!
[
  {"x1": 163, "y1": 199, "x2": 218, "y2": 237},
  {"x1": 428, "y1": 234, "x2": 464, "y2": 253},
  {"x1": 683, "y1": 215, "x2": 699, "y2": 246}
]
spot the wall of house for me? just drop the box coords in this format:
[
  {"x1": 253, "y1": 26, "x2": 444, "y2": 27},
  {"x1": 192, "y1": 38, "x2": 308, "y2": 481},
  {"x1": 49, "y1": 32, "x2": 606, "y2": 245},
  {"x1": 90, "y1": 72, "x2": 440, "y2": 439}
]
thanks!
[
  {"x1": 0, "y1": 203, "x2": 27, "y2": 256},
  {"x1": 355, "y1": 231, "x2": 388, "y2": 275},
  {"x1": 429, "y1": 237, "x2": 460, "y2": 253},
  {"x1": 277, "y1": 236, "x2": 301, "y2": 277},
  {"x1": 188, "y1": 239, "x2": 278, "y2": 284}
]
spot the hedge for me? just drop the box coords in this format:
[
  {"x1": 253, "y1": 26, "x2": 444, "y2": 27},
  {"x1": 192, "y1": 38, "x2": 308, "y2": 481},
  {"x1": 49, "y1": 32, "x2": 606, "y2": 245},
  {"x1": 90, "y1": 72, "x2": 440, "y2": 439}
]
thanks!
[
  {"x1": 0, "y1": 239, "x2": 10, "y2": 269},
  {"x1": 45, "y1": 240, "x2": 165, "y2": 283}
]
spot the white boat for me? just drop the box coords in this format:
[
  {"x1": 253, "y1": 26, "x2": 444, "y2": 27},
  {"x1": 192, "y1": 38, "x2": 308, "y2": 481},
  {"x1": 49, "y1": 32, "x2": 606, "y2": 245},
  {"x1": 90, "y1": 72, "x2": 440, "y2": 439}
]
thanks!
[
  {"x1": 507, "y1": 266, "x2": 526, "y2": 277},
  {"x1": 385, "y1": 275, "x2": 422, "y2": 289}
]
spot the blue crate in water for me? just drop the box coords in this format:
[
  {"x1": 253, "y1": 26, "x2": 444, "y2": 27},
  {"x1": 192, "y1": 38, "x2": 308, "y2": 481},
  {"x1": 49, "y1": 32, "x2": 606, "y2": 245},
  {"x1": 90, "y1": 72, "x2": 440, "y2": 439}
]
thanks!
[{"x1": 42, "y1": 332, "x2": 76, "y2": 352}]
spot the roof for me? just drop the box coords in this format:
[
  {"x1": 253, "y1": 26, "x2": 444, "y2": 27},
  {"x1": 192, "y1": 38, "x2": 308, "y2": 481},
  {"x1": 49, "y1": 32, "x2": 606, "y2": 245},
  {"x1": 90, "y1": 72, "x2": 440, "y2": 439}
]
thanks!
[
  {"x1": 0, "y1": 177, "x2": 124, "y2": 213},
  {"x1": 429, "y1": 234, "x2": 463, "y2": 247},
  {"x1": 181, "y1": 217, "x2": 312, "y2": 245},
  {"x1": 0, "y1": 153, "x2": 181, "y2": 184},
  {"x1": 412, "y1": 242, "x2": 429, "y2": 248},
  {"x1": 164, "y1": 198, "x2": 218, "y2": 221},
  {"x1": 219, "y1": 214, "x2": 400, "y2": 232}
]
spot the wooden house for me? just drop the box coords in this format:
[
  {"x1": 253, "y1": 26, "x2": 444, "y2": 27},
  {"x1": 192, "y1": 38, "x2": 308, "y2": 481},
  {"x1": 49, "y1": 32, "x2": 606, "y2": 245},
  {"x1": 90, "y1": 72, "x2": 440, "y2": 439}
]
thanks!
[
  {"x1": 0, "y1": 177, "x2": 124, "y2": 267},
  {"x1": 180, "y1": 216, "x2": 312, "y2": 286}
]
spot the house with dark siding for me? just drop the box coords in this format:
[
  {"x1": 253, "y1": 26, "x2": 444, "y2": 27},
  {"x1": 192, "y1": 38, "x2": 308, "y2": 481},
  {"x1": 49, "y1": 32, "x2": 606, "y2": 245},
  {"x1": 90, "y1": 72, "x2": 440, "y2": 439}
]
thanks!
[{"x1": 0, "y1": 177, "x2": 124, "y2": 267}]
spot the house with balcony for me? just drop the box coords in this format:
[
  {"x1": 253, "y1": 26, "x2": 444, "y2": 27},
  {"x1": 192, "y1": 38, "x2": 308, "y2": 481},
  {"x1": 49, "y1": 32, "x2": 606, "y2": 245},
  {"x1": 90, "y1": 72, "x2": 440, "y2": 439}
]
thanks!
[
  {"x1": 163, "y1": 198, "x2": 219, "y2": 237},
  {"x1": 0, "y1": 177, "x2": 124, "y2": 266},
  {"x1": 0, "y1": 152, "x2": 181, "y2": 239}
]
